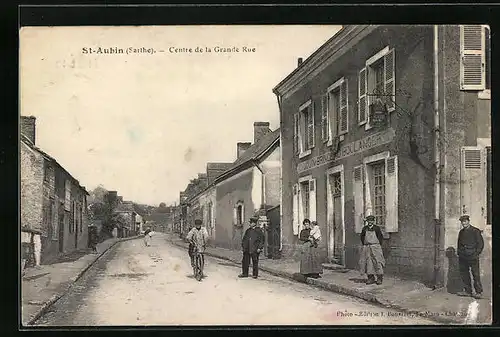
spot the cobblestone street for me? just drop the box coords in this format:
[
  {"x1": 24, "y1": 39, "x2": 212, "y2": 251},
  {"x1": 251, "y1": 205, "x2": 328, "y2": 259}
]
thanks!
[{"x1": 34, "y1": 234, "x2": 437, "y2": 326}]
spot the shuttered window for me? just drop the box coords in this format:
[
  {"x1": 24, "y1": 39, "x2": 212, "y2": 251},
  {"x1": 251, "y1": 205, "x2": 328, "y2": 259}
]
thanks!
[
  {"x1": 292, "y1": 183, "x2": 299, "y2": 235},
  {"x1": 64, "y1": 180, "x2": 71, "y2": 211},
  {"x1": 460, "y1": 25, "x2": 486, "y2": 90},
  {"x1": 353, "y1": 165, "x2": 365, "y2": 233},
  {"x1": 339, "y1": 80, "x2": 349, "y2": 134},
  {"x1": 309, "y1": 179, "x2": 317, "y2": 223},
  {"x1": 299, "y1": 100, "x2": 314, "y2": 154},
  {"x1": 358, "y1": 68, "x2": 367, "y2": 124},
  {"x1": 385, "y1": 156, "x2": 399, "y2": 232},
  {"x1": 321, "y1": 94, "x2": 329, "y2": 142},
  {"x1": 384, "y1": 49, "x2": 395, "y2": 111},
  {"x1": 294, "y1": 114, "x2": 300, "y2": 154},
  {"x1": 460, "y1": 147, "x2": 486, "y2": 227},
  {"x1": 307, "y1": 105, "x2": 315, "y2": 149}
]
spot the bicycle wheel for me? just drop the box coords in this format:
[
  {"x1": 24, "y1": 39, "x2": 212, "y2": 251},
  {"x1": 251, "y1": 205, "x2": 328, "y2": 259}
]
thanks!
[{"x1": 195, "y1": 254, "x2": 203, "y2": 281}]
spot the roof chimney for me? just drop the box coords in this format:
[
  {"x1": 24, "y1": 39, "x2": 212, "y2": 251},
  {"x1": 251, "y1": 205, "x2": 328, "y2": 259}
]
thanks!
[
  {"x1": 297, "y1": 57, "x2": 303, "y2": 67},
  {"x1": 237, "y1": 142, "x2": 251, "y2": 159},
  {"x1": 21, "y1": 116, "x2": 36, "y2": 145},
  {"x1": 253, "y1": 122, "x2": 271, "y2": 143}
]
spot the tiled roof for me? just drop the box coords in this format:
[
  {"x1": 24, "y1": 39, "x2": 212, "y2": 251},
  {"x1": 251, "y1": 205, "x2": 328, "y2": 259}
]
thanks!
[{"x1": 215, "y1": 128, "x2": 280, "y2": 181}]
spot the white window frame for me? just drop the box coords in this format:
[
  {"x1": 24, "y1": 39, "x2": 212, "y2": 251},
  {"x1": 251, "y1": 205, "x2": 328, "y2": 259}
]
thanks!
[
  {"x1": 298, "y1": 175, "x2": 313, "y2": 229},
  {"x1": 299, "y1": 100, "x2": 313, "y2": 159},
  {"x1": 326, "y1": 77, "x2": 346, "y2": 147},
  {"x1": 363, "y1": 151, "x2": 390, "y2": 222},
  {"x1": 460, "y1": 25, "x2": 487, "y2": 92},
  {"x1": 365, "y1": 46, "x2": 391, "y2": 131}
]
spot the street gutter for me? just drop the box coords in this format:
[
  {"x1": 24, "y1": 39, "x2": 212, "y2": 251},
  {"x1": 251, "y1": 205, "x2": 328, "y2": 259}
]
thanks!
[
  {"x1": 167, "y1": 237, "x2": 463, "y2": 325},
  {"x1": 24, "y1": 235, "x2": 142, "y2": 326}
]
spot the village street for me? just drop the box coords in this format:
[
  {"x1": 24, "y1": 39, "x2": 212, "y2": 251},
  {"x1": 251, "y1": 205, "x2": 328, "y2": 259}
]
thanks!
[{"x1": 33, "y1": 234, "x2": 437, "y2": 326}]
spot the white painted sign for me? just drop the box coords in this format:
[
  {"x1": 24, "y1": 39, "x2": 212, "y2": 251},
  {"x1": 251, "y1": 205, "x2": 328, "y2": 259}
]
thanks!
[{"x1": 297, "y1": 128, "x2": 395, "y2": 173}]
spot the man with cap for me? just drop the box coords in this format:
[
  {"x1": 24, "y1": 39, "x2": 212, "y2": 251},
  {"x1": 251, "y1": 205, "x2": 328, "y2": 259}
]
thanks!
[
  {"x1": 359, "y1": 215, "x2": 385, "y2": 285},
  {"x1": 238, "y1": 215, "x2": 265, "y2": 279},
  {"x1": 186, "y1": 219, "x2": 209, "y2": 277},
  {"x1": 456, "y1": 214, "x2": 484, "y2": 299}
]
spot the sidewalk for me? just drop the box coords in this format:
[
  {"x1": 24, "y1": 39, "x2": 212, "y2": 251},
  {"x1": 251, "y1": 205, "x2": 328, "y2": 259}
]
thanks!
[
  {"x1": 165, "y1": 234, "x2": 491, "y2": 325},
  {"x1": 21, "y1": 235, "x2": 141, "y2": 326}
]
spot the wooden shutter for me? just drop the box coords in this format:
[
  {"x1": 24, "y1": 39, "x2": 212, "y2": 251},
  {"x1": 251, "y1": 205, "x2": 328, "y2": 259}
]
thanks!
[
  {"x1": 460, "y1": 25, "x2": 486, "y2": 90},
  {"x1": 339, "y1": 80, "x2": 349, "y2": 134},
  {"x1": 309, "y1": 179, "x2": 317, "y2": 222},
  {"x1": 293, "y1": 114, "x2": 299, "y2": 154},
  {"x1": 308, "y1": 104, "x2": 315, "y2": 149},
  {"x1": 321, "y1": 94, "x2": 329, "y2": 142},
  {"x1": 385, "y1": 156, "x2": 399, "y2": 232},
  {"x1": 292, "y1": 183, "x2": 299, "y2": 235},
  {"x1": 384, "y1": 49, "x2": 395, "y2": 112},
  {"x1": 460, "y1": 147, "x2": 486, "y2": 228},
  {"x1": 358, "y1": 68, "x2": 367, "y2": 124},
  {"x1": 353, "y1": 165, "x2": 365, "y2": 233}
]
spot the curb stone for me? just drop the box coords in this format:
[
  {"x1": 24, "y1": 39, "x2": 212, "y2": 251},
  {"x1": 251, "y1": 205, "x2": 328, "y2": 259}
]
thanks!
[
  {"x1": 167, "y1": 237, "x2": 462, "y2": 325},
  {"x1": 24, "y1": 235, "x2": 141, "y2": 326}
]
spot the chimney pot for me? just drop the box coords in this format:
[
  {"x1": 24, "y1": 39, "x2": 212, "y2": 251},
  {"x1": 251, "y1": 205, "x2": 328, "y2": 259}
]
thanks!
[
  {"x1": 237, "y1": 142, "x2": 252, "y2": 159},
  {"x1": 253, "y1": 121, "x2": 271, "y2": 143},
  {"x1": 20, "y1": 116, "x2": 36, "y2": 145},
  {"x1": 298, "y1": 57, "x2": 303, "y2": 67}
]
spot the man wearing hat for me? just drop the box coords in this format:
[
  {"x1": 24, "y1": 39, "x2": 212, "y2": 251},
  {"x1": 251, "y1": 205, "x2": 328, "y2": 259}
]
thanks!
[
  {"x1": 238, "y1": 215, "x2": 265, "y2": 279},
  {"x1": 456, "y1": 215, "x2": 484, "y2": 299},
  {"x1": 359, "y1": 215, "x2": 385, "y2": 285},
  {"x1": 186, "y1": 219, "x2": 209, "y2": 276}
]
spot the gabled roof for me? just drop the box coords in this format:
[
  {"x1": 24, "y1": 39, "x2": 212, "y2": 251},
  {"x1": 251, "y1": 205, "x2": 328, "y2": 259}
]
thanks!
[
  {"x1": 187, "y1": 128, "x2": 280, "y2": 203},
  {"x1": 21, "y1": 135, "x2": 90, "y2": 195}
]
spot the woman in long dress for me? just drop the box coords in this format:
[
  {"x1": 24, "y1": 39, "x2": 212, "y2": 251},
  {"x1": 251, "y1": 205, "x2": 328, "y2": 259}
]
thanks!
[{"x1": 299, "y1": 219, "x2": 323, "y2": 278}]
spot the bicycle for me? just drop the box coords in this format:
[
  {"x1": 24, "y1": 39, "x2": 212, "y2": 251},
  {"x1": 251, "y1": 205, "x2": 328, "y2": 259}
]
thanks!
[{"x1": 192, "y1": 248, "x2": 204, "y2": 282}]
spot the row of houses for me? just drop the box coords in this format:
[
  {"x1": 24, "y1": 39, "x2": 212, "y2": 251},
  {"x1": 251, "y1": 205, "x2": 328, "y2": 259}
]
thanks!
[
  {"x1": 174, "y1": 25, "x2": 491, "y2": 289},
  {"x1": 21, "y1": 116, "x2": 91, "y2": 266},
  {"x1": 174, "y1": 122, "x2": 282, "y2": 258}
]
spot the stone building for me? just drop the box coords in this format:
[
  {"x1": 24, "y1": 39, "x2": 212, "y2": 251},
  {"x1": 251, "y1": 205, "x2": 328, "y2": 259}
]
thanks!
[
  {"x1": 273, "y1": 25, "x2": 491, "y2": 287},
  {"x1": 21, "y1": 116, "x2": 90, "y2": 266}
]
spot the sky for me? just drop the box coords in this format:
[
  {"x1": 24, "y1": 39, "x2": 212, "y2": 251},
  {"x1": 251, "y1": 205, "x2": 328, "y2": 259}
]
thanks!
[{"x1": 20, "y1": 25, "x2": 342, "y2": 206}]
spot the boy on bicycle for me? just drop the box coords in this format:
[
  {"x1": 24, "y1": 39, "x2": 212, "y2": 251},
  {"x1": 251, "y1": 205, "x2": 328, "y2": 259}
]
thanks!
[{"x1": 186, "y1": 219, "x2": 209, "y2": 277}]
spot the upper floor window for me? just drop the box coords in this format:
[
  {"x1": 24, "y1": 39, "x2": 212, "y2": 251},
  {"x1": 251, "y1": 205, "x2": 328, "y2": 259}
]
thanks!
[
  {"x1": 234, "y1": 201, "x2": 245, "y2": 226},
  {"x1": 44, "y1": 165, "x2": 53, "y2": 183},
  {"x1": 321, "y1": 78, "x2": 349, "y2": 145},
  {"x1": 295, "y1": 100, "x2": 315, "y2": 157},
  {"x1": 358, "y1": 47, "x2": 395, "y2": 129},
  {"x1": 460, "y1": 25, "x2": 490, "y2": 92}
]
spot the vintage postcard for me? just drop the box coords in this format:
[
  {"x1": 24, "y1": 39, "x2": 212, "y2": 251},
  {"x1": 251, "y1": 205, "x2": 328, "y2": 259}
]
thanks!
[{"x1": 20, "y1": 24, "x2": 492, "y2": 326}]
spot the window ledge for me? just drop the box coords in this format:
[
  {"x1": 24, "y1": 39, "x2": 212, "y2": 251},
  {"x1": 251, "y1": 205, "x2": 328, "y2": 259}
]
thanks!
[
  {"x1": 365, "y1": 123, "x2": 374, "y2": 131},
  {"x1": 326, "y1": 135, "x2": 345, "y2": 147},
  {"x1": 299, "y1": 150, "x2": 312, "y2": 159},
  {"x1": 478, "y1": 89, "x2": 491, "y2": 100}
]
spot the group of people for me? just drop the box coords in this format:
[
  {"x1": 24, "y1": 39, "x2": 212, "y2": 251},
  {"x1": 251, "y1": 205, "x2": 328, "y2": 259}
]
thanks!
[{"x1": 181, "y1": 212, "x2": 485, "y2": 299}]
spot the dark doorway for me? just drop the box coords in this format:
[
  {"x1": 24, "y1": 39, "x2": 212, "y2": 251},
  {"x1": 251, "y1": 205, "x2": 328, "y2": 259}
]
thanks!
[{"x1": 266, "y1": 205, "x2": 281, "y2": 259}]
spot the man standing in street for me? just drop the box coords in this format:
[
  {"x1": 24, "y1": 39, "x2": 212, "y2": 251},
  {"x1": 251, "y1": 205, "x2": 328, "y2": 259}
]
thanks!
[
  {"x1": 359, "y1": 215, "x2": 385, "y2": 285},
  {"x1": 238, "y1": 216, "x2": 265, "y2": 279},
  {"x1": 456, "y1": 215, "x2": 484, "y2": 299}
]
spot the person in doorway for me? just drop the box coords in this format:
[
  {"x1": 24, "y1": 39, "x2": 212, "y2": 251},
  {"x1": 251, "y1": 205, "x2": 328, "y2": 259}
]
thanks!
[
  {"x1": 299, "y1": 219, "x2": 323, "y2": 278},
  {"x1": 186, "y1": 219, "x2": 209, "y2": 277},
  {"x1": 239, "y1": 216, "x2": 265, "y2": 279},
  {"x1": 359, "y1": 215, "x2": 385, "y2": 285},
  {"x1": 144, "y1": 227, "x2": 152, "y2": 246},
  {"x1": 456, "y1": 215, "x2": 484, "y2": 299}
]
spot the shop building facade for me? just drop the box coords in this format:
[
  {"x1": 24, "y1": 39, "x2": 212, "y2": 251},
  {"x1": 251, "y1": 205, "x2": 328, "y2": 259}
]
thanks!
[{"x1": 274, "y1": 25, "x2": 491, "y2": 287}]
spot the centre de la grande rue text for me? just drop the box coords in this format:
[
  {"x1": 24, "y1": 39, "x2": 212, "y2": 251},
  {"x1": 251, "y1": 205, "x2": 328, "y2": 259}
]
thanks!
[{"x1": 170, "y1": 46, "x2": 256, "y2": 53}]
